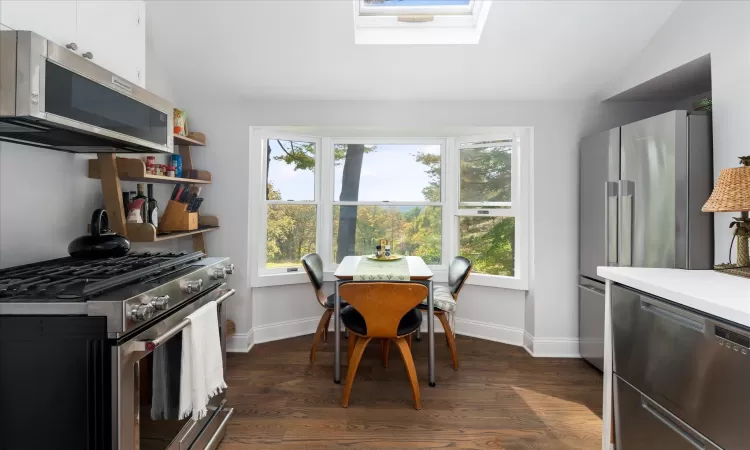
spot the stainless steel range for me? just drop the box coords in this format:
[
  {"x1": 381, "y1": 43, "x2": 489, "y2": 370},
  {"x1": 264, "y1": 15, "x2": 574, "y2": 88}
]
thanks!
[{"x1": 0, "y1": 251, "x2": 236, "y2": 450}]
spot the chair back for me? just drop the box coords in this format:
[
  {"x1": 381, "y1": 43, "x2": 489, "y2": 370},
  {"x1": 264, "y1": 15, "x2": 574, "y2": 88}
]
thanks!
[
  {"x1": 301, "y1": 253, "x2": 327, "y2": 307},
  {"x1": 339, "y1": 282, "x2": 428, "y2": 338},
  {"x1": 448, "y1": 256, "x2": 473, "y2": 299}
]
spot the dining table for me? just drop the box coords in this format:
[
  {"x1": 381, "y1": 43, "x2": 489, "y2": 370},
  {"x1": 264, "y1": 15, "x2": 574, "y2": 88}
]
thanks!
[{"x1": 332, "y1": 255, "x2": 436, "y2": 387}]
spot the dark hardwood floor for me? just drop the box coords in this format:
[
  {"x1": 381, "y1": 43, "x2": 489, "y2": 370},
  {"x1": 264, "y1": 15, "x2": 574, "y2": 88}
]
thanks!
[{"x1": 219, "y1": 334, "x2": 603, "y2": 449}]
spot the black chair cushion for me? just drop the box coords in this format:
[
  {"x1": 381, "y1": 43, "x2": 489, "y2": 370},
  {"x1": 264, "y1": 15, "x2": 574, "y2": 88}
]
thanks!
[
  {"x1": 325, "y1": 294, "x2": 349, "y2": 309},
  {"x1": 448, "y1": 256, "x2": 472, "y2": 296},
  {"x1": 301, "y1": 253, "x2": 324, "y2": 290},
  {"x1": 341, "y1": 305, "x2": 423, "y2": 337}
]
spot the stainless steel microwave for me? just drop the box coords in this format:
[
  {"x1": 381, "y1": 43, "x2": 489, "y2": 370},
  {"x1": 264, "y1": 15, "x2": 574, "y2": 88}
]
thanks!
[{"x1": 0, "y1": 30, "x2": 173, "y2": 153}]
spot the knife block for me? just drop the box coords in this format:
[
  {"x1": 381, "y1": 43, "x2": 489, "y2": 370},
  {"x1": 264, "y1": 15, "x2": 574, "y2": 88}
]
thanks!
[{"x1": 159, "y1": 200, "x2": 198, "y2": 232}]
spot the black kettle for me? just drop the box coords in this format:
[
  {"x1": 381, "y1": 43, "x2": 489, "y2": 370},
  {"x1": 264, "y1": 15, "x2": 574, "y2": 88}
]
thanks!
[{"x1": 68, "y1": 209, "x2": 131, "y2": 258}]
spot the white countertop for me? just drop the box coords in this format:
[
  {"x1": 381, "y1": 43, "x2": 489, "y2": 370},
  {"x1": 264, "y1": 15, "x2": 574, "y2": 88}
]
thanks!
[{"x1": 598, "y1": 266, "x2": 750, "y2": 328}]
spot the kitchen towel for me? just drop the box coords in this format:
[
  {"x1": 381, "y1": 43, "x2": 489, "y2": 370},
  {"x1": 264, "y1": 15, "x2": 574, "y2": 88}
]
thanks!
[{"x1": 179, "y1": 300, "x2": 227, "y2": 421}]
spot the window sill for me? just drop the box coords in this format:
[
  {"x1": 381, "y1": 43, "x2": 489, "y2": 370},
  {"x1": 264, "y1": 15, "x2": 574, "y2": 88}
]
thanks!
[
  {"x1": 465, "y1": 273, "x2": 528, "y2": 290},
  {"x1": 252, "y1": 270, "x2": 527, "y2": 290}
]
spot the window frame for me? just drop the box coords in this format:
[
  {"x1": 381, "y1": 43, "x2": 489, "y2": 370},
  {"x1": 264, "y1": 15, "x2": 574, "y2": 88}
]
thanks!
[
  {"x1": 353, "y1": 0, "x2": 493, "y2": 45},
  {"x1": 323, "y1": 137, "x2": 448, "y2": 271},
  {"x1": 451, "y1": 131, "x2": 530, "y2": 289},
  {"x1": 251, "y1": 128, "x2": 531, "y2": 291},
  {"x1": 257, "y1": 132, "x2": 322, "y2": 276}
]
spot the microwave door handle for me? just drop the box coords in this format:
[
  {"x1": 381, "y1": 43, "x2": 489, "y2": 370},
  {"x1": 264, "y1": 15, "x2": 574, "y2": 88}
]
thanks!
[
  {"x1": 605, "y1": 182, "x2": 618, "y2": 266},
  {"x1": 133, "y1": 287, "x2": 236, "y2": 352}
]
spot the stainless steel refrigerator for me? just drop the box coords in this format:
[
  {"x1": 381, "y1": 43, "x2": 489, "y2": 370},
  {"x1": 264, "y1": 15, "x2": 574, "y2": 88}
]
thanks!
[{"x1": 578, "y1": 110, "x2": 714, "y2": 371}]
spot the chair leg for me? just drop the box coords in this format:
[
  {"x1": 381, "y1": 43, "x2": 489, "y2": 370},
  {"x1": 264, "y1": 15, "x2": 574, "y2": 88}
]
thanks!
[
  {"x1": 393, "y1": 337, "x2": 421, "y2": 410},
  {"x1": 347, "y1": 333, "x2": 357, "y2": 363},
  {"x1": 406, "y1": 333, "x2": 412, "y2": 348},
  {"x1": 341, "y1": 337, "x2": 372, "y2": 408},
  {"x1": 437, "y1": 312, "x2": 459, "y2": 370},
  {"x1": 416, "y1": 328, "x2": 421, "y2": 341},
  {"x1": 381, "y1": 339, "x2": 390, "y2": 368},
  {"x1": 310, "y1": 309, "x2": 333, "y2": 363},
  {"x1": 323, "y1": 313, "x2": 332, "y2": 343}
]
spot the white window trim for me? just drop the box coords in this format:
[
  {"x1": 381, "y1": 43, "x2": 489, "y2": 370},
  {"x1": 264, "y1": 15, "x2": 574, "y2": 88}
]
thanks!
[
  {"x1": 250, "y1": 128, "x2": 531, "y2": 292},
  {"x1": 353, "y1": 0, "x2": 492, "y2": 45},
  {"x1": 256, "y1": 132, "x2": 322, "y2": 277}
]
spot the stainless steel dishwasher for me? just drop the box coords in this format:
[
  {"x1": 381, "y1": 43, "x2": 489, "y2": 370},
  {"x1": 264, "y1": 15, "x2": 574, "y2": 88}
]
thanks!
[{"x1": 612, "y1": 284, "x2": 749, "y2": 450}]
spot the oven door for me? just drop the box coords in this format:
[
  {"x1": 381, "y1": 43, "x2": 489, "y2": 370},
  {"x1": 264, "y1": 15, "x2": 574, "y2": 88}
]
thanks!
[{"x1": 114, "y1": 284, "x2": 233, "y2": 450}]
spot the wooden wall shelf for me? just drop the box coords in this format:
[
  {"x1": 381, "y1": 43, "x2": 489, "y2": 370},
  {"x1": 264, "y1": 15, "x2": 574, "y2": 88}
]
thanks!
[
  {"x1": 173, "y1": 132, "x2": 205, "y2": 147},
  {"x1": 89, "y1": 158, "x2": 211, "y2": 184},
  {"x1": 95, "y1": 127, "x2": 215, "y2": 254},
  {"x1": 126, "y1": 221, "x2": 219, "y2": 243}
]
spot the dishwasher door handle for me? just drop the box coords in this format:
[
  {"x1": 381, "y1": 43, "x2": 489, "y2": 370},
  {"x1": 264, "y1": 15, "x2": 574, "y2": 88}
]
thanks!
[
  {"x1": 641, "y1": 395, "x2": 706, "y2": 450},
  {"x1": 641, "y1": 297, "x2": 705, "y2": 332}
]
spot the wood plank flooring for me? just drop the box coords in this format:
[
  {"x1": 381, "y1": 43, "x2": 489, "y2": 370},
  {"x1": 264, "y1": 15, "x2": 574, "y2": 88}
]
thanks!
[{"x1": 219, "y1": 334, "x2": 603, "y2": 449}]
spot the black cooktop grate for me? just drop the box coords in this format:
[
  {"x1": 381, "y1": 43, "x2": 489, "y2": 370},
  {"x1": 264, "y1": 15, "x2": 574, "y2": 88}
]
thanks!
[{"x1": 0, "y1": 252, "x2": 204, "y2": 302}]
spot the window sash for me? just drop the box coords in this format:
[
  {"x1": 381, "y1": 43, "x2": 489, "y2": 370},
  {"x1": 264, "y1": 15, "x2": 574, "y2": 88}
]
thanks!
[
  {"x1": 453, "y1": 132, "x2": 527, "y2": 285},
  {"x1": 259, "y1": 133, "x2": 322, "y2": 275},
  {"x1": 327, "y1": 138, "x2": 447, "y2": 269}
]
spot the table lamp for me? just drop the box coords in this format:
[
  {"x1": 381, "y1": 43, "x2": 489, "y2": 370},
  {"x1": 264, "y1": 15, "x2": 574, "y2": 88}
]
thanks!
[{"x1": 702, "y1": 156, "x2": 750, "y2": 277}]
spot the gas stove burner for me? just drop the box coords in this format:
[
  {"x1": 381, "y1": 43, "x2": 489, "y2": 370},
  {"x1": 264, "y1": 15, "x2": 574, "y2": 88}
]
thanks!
[{"x1": 0, "y1": 251, "x2": 205, "y2": 302}]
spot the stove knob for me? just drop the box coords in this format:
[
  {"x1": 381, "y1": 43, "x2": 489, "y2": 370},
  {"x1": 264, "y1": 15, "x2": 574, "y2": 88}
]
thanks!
[
  {"x1": 151, "y1": 295, "x2": 170, "y2": 311},
  {"x1": 184, "y1": 279, "x2": 203, "y2": 294},
  {"x1": 224, "y1": 264, "x2": 234, "y2": 274},
  {"x1": 212, "y1": 268, "x2": 227, "y2": 279},
  {"x1": 130, "y1": 303, "x2": 154, "y2": 322}
]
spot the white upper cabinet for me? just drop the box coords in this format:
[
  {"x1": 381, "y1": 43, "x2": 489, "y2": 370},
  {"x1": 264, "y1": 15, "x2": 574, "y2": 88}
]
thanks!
[
  {"x1": 0, "y1": 1, "x2": 78, "y2": 49},
  {"x1": 0, "y1": 0, "x2": 146, "y2": 87},
  {"x1": 76, "y1": 1, "x2": 145, "y2": 86}
]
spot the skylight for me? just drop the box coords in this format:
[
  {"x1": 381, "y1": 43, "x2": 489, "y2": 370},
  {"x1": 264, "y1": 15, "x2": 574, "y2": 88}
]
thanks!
[{"x1": 354, "y1": 0, "x2": 492, "y2": 45}]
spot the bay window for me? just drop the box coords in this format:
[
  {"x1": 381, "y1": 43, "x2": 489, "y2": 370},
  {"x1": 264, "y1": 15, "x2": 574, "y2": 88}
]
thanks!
[{"x1": 254, "y1": 129, "x2": 529, "y2": 290}]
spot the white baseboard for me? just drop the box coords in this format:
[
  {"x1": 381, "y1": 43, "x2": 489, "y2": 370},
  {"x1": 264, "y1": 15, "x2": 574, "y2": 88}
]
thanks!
[
  {"x1": 227, "y1": 330, "x2": 254, "y2": 353},
  {"x1": 245, "y1": 316, "x2": 578, "y2": 359},
  {"x1": 254, "y1": 316, "x2": 320, "y2": 344},
  {"x1": 454, "y1": 318, "x2": 524, "y2": 346},
  {"x1": 523, "y1": 330, "x2": 534, "y2": 355},
  {"x1": 523, "y1": 332, "x2": 580, "y2": 358}
]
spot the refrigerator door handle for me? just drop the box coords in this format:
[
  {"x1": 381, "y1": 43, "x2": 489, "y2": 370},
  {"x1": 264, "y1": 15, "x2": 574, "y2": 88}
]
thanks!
[
  {"x1": 605, "y1": 182, "x2": 619, "y2": 266},
  {"x1": 618, "y1": 180, "x2": 634, "y2": 267}
]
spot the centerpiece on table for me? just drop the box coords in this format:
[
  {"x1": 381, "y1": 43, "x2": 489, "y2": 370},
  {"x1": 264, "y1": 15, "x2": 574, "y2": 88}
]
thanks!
[{"x1": 367, "y1": 239, "x2": 403, "y2": 261}]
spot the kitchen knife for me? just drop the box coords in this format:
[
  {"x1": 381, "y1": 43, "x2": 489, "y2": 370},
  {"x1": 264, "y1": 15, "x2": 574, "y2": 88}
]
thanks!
[
  {"x1": 170, "y1": 183, "x2": 181, "y2": 201},
  {"x1": 191, "y1": 198, "x2": 204, "y2": 212},
  {"x1": 178, "y1": 184, "x2": 191, "y2": 203}
]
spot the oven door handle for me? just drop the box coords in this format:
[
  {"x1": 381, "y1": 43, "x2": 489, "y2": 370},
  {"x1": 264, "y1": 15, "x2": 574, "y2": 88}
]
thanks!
[{"x1": 134, "y1": 288, "x2": 236, "y2": 352}]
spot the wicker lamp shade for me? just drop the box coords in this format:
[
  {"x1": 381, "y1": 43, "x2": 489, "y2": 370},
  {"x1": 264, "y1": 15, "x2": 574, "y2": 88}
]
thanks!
[{"x1": 702, "y1": 165, "x2": 750, "y2": 212}]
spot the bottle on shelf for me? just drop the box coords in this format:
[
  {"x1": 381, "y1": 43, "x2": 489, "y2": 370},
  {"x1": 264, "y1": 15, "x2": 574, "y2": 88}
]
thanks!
[
  {"x1": 133, "y1": 183, "x2": 147, "y2": 224},
  {"x1": 147, "y1": 183, "x2": 158, "y2": 227}
]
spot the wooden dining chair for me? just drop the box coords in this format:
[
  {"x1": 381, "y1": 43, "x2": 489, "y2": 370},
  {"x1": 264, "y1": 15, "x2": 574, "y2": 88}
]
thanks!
[
  {"x1": 417, "y1": 256, "x2": 472, "y2": 370},
  {"x1": 339, "y1": 281, "x2": 427, "y2": 410},
  {"x1": 301, "y1": 253, "x2": 348, "y2": 363}
]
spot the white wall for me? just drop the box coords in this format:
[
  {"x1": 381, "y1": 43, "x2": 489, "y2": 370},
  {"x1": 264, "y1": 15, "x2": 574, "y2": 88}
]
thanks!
[
  {"x1": 162, "y1": 95, "x2": 673, "y2": 355},
  {"x1": 0, "y1": 18, "x2": 180, "y2": 268},
  {"x1": 600, "y1": 0, "x2": 750, "y2": 263}
]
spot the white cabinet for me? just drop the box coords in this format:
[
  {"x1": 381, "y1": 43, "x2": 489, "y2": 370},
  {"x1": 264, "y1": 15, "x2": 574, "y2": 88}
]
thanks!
[
  {"x1": 0, "y1": 0, "x2": 146, "y2": 87},
  {"x1": 76, "y1": 1, "x2": 145, "y2": 86},
  {"x1": 0, "y1": 1, "x2": 78, "y2": 49}
]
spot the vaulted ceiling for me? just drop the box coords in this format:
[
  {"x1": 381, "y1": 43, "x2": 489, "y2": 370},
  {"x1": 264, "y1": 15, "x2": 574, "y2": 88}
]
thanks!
[{"x1": 147, "y1": 0, "x2": 680, "y2": 101}]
